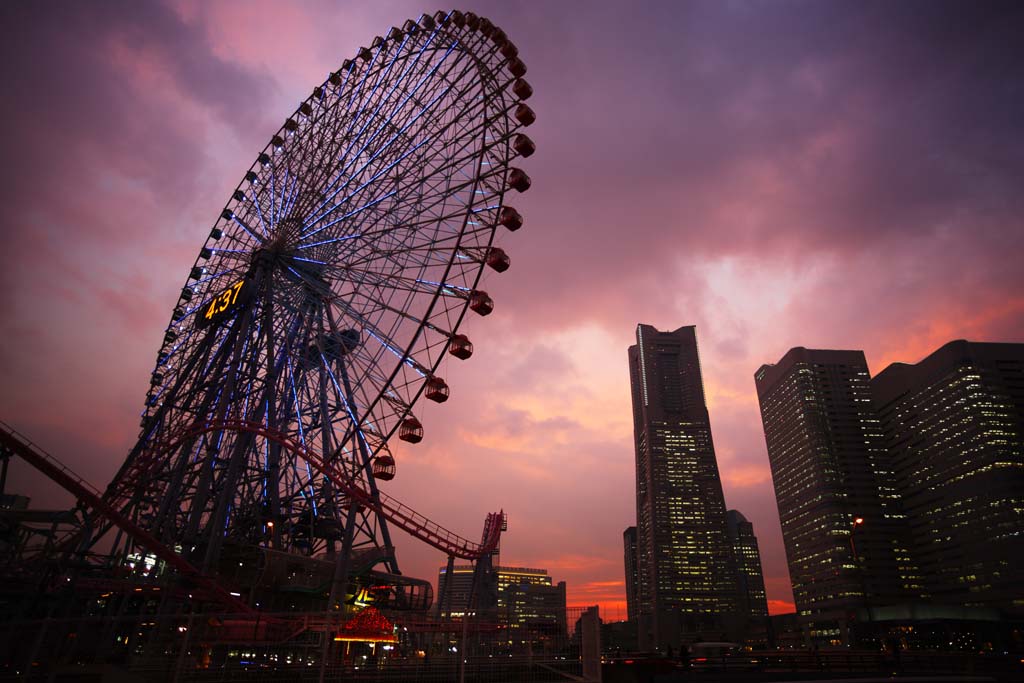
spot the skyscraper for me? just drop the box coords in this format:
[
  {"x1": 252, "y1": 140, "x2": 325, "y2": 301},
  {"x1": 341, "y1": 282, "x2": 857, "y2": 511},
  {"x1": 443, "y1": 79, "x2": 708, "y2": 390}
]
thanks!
[
  {"x1": 872, "y1": 340, "x2": 1024, "y2": 613},
  {"x1": 623, "y1": 526, "x2": 639, "y2": 622},
  {"x1": 629, "y1": 324, "x2": 739, "y2": 650},
  {"x1": 726, "y1": 510, "x2": 769, "y2": 620},
  {"x1": 754, "y1": 348, "x2": 908, "y2": 645}
]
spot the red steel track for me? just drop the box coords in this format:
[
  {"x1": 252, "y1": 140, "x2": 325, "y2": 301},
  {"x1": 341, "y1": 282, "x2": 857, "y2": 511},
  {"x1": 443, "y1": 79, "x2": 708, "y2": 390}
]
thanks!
[
  {"x1": 0, "y1": 420, "x2": 253, "y2": 613},
  {"x1": 0, "y1": 419, "x2": 502, "y2": 612}
]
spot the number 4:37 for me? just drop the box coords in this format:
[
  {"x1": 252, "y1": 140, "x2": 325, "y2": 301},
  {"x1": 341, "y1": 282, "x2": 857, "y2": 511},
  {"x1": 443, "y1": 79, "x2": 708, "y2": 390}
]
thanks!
[{"x1": 205, "y1": 281, "x2": 245, "y2": 320}]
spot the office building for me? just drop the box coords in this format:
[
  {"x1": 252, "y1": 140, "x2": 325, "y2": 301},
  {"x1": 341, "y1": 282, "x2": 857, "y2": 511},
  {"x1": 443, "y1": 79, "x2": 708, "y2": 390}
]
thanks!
[
  {"x1": 628, "y1": 324, "x2": 739, "y2": 650},
  {"x1": 755, "y1": 348, "x2": 908, "y2": 645},
  {"x1": 872, "y1": 340, "x2": 1024, "y2": 614},
  {"x1": 726, "y1": 510, "x2": 769, "y2": 620},
  {"x1": 437, "y1": 565, "x2": 567, "y2": 639}
]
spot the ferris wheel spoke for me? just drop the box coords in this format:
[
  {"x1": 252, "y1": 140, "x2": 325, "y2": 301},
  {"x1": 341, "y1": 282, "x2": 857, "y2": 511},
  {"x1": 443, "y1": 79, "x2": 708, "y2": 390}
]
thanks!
[
  {"x1": 304, "y1": 65, "x2": 492, "y2": 237},
  {"x1": 303, "y1": 193, "x2": 484, "y2": 266},
  {"x1": 319, "y1": 263, "x2": 476, "y2": 304},
  {"x1": 326, "y1": 40, "x2": 439, "y2": 201},
  {"x1": 331, "y1": 43, "x2": 460, "y2": 188},
  {"x1": 326, "y1": 124, "x2": 514, "y2": 243},
  {"x1": 339, "y1": 222, "x2": 497, "y2": 273},
  {"x1": 303, "y1": 48, "x2": 478, "y2": 233},
  {"x1": 317, "y1": 39, "x2": 391, "y2": 200},
  {"x1": 301, "y1": 130, "x2": 434, "y2": 241},
  {"x1": 241, "y1": 186, "x2": 271, "y2": 236},
  {"x1": 335, "y1": 292, "x2": 453, "y2": 405},
  {"x1": 327, "y1": 279, "x2": 461, "y2": 345},
  {"x1": 308, "y1": 22, "x2": 453, "y2": 218},
  {"x1": 325, "y1": 296, "x2": 428, "y2": 385}
]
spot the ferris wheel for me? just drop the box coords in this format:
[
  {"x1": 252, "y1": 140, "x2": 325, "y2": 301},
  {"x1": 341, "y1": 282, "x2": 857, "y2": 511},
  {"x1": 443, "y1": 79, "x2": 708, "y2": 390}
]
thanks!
[{"x1": 97, "y1": 10, "x2": 536, "y2": 578}]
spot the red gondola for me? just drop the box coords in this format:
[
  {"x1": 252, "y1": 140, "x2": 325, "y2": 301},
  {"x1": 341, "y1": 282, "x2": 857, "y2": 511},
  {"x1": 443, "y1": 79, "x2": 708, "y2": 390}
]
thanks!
[
  {"x1": 513, "y1": 79, "x2": 533, "y2": 101},
  {"x1": 399, "y1": 417, "x2": 423, "y2": 443},
  {"x1": 514, "y1": 104, "x2": 535, "y2": 127},
  {"x1": 513, "y1": 134, "x2": 535, "y2": 158},
  {"x1": 469, "y1": 291, "x2": 494, "y2": 316},
  {"x1": 486, "y1": 247, "x2": 510, "y2": 272},
  {"x1": 425, "y1": 376, "x2": 450, "y2": 403},
  {"x1": 448, "y1": 334, "x2": 474, "y2": 360},
  {"x1": 373, "y1": 454, "x2": 396, "y2": 481},
  {"x1": 508, "y1": 57, "x2": 527, "y2": 78},
  {"x1": 508, "y1": 168, "x2": 531, "y2": 192},
  {"x1": 498, "y1": 206, "x2": 523, "y2": 231}
]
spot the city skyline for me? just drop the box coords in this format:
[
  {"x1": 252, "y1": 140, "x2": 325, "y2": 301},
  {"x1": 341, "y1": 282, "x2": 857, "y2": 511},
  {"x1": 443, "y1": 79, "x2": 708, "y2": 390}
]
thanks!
[{"x1": 2, "y1": 1, "x2": 1023, "y2": 619}]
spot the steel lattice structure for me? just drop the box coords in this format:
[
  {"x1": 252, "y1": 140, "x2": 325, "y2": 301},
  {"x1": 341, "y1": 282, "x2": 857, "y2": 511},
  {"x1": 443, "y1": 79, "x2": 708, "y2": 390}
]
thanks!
[{"x1": 77, "y1": 10, "x2": 536, "y2": 590}]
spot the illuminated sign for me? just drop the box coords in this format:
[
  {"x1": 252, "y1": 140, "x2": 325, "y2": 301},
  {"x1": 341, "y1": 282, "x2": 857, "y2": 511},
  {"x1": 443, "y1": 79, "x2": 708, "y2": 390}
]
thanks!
[
  {"x1": 196, "y1": 279, "x2": 254, "y2": 329},
  {"x1": 332, "y1": 606, "x2": 397, "y2": 643}
]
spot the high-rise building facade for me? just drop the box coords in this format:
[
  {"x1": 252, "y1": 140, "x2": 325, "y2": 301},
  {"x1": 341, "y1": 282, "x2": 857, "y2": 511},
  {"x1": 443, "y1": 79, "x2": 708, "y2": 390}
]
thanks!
[
  {"x1": 623, "y1": 526, "x2": 639, "y2": 622},
  {"x1": 628, "y1": 324, "x2": 739, "y2": 649},
  {"x1": 755, "y1": 348, "x2": 909, "y2": 645},
  {"x1": 437, "y1": 565, "x2": 567, "y2": 638},
  {"x1": 726, "y1": 510, "x2": 769, "y2": 620},
  {"x1": 872, "y1": 340, "x2": 1024, "y2": 614}
]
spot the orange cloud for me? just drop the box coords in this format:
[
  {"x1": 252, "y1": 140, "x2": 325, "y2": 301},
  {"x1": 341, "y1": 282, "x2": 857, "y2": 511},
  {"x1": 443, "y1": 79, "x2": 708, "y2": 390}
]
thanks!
[{"x1": 720, "y1": 463, "x2": 772, "y2": 488}]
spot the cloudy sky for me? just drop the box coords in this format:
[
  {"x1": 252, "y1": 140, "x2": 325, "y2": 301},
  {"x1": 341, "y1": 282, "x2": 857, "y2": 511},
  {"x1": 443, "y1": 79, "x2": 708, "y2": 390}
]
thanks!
[{"x1": 2, "y1": 1, "x2": 1022, "y2": 618}]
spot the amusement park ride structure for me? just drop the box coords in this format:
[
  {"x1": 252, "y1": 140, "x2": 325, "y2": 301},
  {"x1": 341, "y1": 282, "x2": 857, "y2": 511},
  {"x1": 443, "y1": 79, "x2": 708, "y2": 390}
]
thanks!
[{"x1": 0, "y1": 8, "x2": 536, "y2": 670}]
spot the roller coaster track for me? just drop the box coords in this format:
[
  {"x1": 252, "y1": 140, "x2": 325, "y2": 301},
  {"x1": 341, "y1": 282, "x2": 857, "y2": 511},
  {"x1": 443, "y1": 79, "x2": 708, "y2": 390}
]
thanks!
[
  {"x1": 0, "y1": 420, "x2": 253, "y2": 613},
  {"x1": 0, "y1": 419, "x2": 502, "y2": 612}
]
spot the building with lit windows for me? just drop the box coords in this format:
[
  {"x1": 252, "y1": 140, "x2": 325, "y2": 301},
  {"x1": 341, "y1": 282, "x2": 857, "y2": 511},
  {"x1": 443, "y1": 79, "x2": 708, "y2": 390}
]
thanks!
[
  {"x1": 628, "y1": 324, "x2": 739, "y2": 650},
  {"x1": 755, "y1": 348, "x2": 911, "y2": 646},
  {"x1": 623, "y1": 526, "x2": 639, "y2": 622},
  {"x1": 872, "y1": 340, "x2": 1024, "y2": 615},
  {"x1": 436, "y1": 565, "x2": 567, "y2": 642},
  {"x1": 726, "y1": 510, "x2": 769, "y2": 620},
  {"x1": 436, "y1": 564, "x2": 476, "y2": 618}
]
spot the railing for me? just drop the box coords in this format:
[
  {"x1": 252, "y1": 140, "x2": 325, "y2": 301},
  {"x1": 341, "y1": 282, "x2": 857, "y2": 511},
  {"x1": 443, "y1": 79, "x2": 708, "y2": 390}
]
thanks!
[{"x1": 0, "y1": 420, "x2": 103, "y2": 499}]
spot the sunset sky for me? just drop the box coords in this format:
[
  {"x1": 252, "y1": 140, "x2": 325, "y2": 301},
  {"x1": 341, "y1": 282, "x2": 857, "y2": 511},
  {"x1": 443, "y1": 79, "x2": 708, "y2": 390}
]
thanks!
[{"x1": 2, "y1": 1, "x2": 1022, "y2": 619}]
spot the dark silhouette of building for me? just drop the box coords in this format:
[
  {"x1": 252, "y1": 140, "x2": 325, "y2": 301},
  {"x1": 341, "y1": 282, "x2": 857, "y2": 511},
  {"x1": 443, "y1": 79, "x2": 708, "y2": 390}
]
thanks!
[
  {"x1": 623, "y1": 526, "x2": 639, "y2": 622},
  {"x1": 872, "y1": 340, "x2": 1024, "y2": 615},
  {"x1": 755, "y1": 348, "x2": 910, "y2": 646},
  {"x1": 628, "y1": 324, "x2": 739, "y2": 650},
  {"x1": 726, "y1": 510, "x2": 769, "y2": 619}
]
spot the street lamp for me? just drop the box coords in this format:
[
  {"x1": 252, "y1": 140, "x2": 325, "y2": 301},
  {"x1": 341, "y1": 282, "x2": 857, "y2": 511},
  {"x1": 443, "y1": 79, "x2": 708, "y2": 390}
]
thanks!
[{"x1": 850, "y1": 517, "x2": 864, "y2": 559}]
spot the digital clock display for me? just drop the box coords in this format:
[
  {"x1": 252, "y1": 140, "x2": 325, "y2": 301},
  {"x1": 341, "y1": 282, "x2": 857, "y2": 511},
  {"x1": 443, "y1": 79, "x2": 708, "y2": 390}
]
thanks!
[{"x1": 196, "y1": 278, "x2": 254, "y2": 329}]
